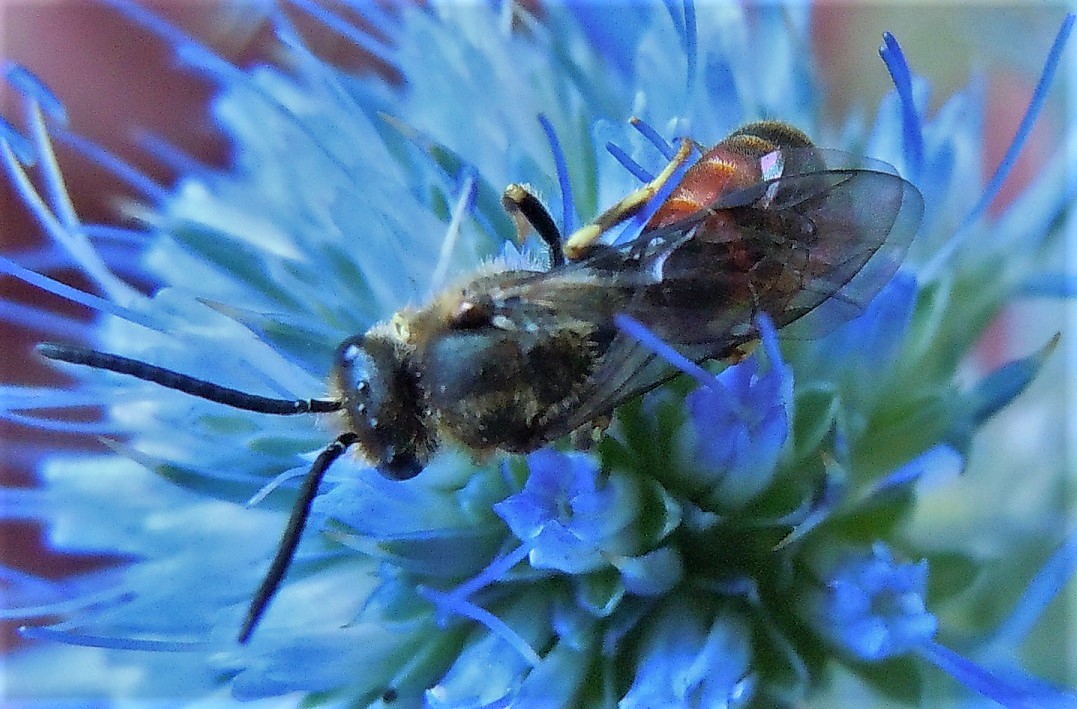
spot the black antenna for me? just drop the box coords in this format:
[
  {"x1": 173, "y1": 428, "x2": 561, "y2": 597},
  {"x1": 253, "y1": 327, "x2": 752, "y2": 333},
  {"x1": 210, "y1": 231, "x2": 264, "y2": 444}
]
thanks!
[
  {"x1": 37, "y1": 343, "x2": 342, "y2": 415},
  {"x1": 37, "y1": 341, "x2": 355, "y2": 641},
  {"x1": 237, "y1": 431, "x2": 358, "y2": 643}
]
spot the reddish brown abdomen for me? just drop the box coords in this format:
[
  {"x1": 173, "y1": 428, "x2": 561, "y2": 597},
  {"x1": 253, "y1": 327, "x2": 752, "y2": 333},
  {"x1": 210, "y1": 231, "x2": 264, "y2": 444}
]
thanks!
[{"x1": 645, "y1": 143, "x2": 764, "y2": 231}]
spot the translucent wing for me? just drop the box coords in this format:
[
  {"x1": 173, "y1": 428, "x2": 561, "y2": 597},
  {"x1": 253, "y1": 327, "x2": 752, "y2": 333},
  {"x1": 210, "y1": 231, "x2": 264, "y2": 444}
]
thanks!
[
  {"x1": 753, "y1": 149, "x2": 923, "y2": 339},
  {"x1": 612, "y1": 147, "x2": 923, "y2": 347}
]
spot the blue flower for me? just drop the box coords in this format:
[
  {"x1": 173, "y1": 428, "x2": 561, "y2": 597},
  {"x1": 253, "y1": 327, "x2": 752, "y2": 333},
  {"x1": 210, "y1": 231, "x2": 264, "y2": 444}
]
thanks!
[
  {"x1": 495, "y1": 450, "x2": 642, "y2": 574},
  {"x1": 1, "y1": 1, "x2": 1074, "y2": 706},
  {"x1": 681, "y1": 314, "x2": 793, "y2": 508},
  {"x1": 804, "y1": 543, "x2": 938, "y2": 662}
]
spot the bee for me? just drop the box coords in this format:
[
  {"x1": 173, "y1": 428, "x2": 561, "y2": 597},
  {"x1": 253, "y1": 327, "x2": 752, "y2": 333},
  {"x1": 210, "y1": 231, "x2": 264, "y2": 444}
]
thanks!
[{"x1": 37, "y1": 120, "x2": 923, "y2": 642}]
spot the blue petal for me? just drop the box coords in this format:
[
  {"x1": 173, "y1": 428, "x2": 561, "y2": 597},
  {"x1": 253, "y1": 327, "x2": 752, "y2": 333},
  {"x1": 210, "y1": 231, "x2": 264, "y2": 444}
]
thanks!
[
  {"x1": 614, "y1": 546, "x2": 683, "y2": 596},
  {"x1": 513, "y1": 640, "x2": 592, "y2": 706},
  {"x1": 231, "y1": 625, "x2": 413, "y2": 700},
  {"x1": 495, "y1": 450, "x2": 641, "y2": 574},
  {"x1": 528, "y1": 522, "x2": 608, "y2": 574},
  {"x1": 425, "y1": 590, "x2": 554, "y2": 707},
  {"x1": 682, "y1": 315, "x2": 792, "y2": 508},
  {"x1": 809, "y1": 271, "x2": 918, "y2": 386}
]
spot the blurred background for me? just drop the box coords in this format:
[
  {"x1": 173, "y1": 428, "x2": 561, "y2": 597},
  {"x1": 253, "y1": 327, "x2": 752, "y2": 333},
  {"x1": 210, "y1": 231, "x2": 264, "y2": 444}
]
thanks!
[{"x1": 0, "y1": 0, "x2": 1072, "y2": 678}]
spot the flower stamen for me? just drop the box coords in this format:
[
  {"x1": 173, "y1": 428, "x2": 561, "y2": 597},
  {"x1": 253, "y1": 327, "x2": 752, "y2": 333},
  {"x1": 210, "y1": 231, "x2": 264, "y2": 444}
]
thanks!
[
  {"x1": 922, "y1": 12, "x2": 1075, "y2": 280},
  {"x1": 445, "y1": 543, "x2": 532, "y2": 602},
  {"x1": 0, "y1": 70, "x2": 140, "y2": 305},
  {"x1": 287, "y1": 0, "x2": 397, "y2": 67},
  {"x1": 54, "y1": 129, "x2": 168, "y2": 203},
  {"x1": 537, "y1": 114, "x2": 577, "y2": 235},
  {"x1": 614, "y1": 313, "x2": 717, "y2": 389},
  {"x1": 630, "y1": 116, "x2": 676, "y2": 160},
  {"x1": 878, "y1": 32, "x2": 923, "y2": 178},
  {"x1": 605, "y1": 141, "x2": 654, "y2": 183},
  {"x1": 428, "y1": 170, "x2": 477, "y2": 294},
  {"x1": 417, "y1": 586, "x2": 542, "y2": 667}
]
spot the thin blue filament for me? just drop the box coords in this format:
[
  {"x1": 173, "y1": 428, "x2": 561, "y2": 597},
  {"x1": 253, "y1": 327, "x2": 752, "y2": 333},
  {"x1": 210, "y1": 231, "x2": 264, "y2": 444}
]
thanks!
[
  {"x1": 538, "y1": 114, "x2": 577, "y2": 236},
  {"x1": 879, "y1": 32, "x2": 923, "y2": 178}
]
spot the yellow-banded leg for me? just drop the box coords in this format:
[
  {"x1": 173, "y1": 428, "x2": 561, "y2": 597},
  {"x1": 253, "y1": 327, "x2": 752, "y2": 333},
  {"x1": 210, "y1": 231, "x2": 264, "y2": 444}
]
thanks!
[
  {"x1": 562, "y1": 138, "x2": 693, "y2": 261},
  {"x1": 501, "y1": 136, "x2": 693, "y2": 267}
]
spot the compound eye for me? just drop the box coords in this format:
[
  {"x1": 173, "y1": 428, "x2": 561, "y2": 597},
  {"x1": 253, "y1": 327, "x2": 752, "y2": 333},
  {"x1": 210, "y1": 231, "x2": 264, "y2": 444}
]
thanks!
[{"x1": 336, "y1": 336, "x2": 377, "y2": 402}]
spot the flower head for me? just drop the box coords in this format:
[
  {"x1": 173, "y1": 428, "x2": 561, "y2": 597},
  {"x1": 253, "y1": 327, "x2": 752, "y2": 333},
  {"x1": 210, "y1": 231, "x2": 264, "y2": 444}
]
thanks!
[
  {"x1": 804, "y1": 542, "x2": 938, "y2": 662},
  {"x1": 1, "y1": 1, "x2": 1074, "y2": 706}
]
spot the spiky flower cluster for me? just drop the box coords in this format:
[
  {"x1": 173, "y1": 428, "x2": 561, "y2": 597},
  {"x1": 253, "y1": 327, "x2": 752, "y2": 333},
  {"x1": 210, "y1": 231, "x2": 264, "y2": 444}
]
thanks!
[{"x1": 1, "y1": 2, "x2": 1074, "y2": 706}]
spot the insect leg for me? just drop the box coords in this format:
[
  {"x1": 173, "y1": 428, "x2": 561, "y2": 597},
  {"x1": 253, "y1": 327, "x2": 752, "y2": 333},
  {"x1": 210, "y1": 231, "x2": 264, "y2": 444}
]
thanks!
[
  {"x1": 237, "y1": 431, "x2": 360, "y2": 643},
  {"x1": 37, "y1": 343, "x2": 342, "y2": 414},
  {"x1": 562, "y1": 138, "x2": 693, "y2": 261},
  {"x1": 501, "y1": 183, "x2": 565, "y2": 268}
]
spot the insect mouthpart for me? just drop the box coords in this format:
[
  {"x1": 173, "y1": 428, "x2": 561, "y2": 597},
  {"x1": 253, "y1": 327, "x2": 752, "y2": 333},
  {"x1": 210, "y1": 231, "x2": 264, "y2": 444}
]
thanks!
[{"x1": 332, "y1": 332, "x2": 429, "y2": 480}]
